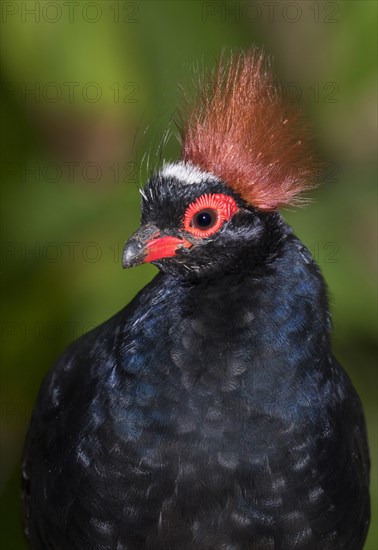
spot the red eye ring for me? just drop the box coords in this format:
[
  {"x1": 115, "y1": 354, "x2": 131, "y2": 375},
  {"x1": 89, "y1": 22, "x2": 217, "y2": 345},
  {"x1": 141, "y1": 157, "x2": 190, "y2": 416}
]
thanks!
[{"x1": 183, "y1": 194, "x2": 238, "y2": 238}]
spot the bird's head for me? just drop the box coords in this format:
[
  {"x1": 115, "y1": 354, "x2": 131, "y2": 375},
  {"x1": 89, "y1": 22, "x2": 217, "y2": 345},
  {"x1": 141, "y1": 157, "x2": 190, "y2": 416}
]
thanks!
[
  {"x1": 122, "y1": 162, "x2": 282, "y2": 278},
  {"x1": 123, "y1": 49, "x2": 319, "y2": 278}
]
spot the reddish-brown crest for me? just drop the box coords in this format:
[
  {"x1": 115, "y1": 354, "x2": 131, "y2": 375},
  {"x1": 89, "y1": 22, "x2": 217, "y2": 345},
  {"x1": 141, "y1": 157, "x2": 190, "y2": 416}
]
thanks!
[{"x1": 180, "y1": 50, "x2": 319, "y2": 211}]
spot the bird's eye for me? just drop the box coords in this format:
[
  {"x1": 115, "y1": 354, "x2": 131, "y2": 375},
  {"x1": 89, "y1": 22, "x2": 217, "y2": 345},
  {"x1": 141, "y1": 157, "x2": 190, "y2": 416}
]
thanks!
[
  {"x1": 192, "y1": 209, "x2": 218, "y2": 230},
  {"x1": 183, "y1": 193, "x2": 238, "y2": 238}
]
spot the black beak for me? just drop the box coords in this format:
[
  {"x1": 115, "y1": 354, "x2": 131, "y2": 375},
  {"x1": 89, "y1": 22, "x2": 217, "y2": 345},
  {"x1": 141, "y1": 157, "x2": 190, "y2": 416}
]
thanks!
[
  {"x1": 122, "y1": 224, "x2": 159, "y2": 268},
  {"x1": 122, "y1": 225, "x2": 192, "y2": 268}
]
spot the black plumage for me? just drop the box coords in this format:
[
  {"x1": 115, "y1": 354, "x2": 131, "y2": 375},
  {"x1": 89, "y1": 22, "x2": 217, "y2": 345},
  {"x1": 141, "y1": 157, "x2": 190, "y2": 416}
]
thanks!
[{"x1": 22, "y1": 51, "x2": 370, "y2": 549}]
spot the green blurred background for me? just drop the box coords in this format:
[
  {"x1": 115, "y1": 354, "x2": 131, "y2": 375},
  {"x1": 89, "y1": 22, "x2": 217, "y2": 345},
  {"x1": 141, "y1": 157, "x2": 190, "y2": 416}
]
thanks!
[{"x1": 1, "y1": 1, "x2": 376, "y2": 547}]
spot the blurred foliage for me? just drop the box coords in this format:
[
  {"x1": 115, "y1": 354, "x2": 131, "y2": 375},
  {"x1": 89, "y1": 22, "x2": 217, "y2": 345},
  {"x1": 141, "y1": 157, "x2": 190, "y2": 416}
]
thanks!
[{"x1": 0, "y1": 1, "x2": 377, "y2": 548}]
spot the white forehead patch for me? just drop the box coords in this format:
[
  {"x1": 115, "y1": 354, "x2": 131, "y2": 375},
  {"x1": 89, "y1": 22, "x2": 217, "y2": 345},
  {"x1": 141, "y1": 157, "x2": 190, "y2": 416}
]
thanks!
[{"x1": 159, "y1": 161, "x2": 220, "y2": 185}]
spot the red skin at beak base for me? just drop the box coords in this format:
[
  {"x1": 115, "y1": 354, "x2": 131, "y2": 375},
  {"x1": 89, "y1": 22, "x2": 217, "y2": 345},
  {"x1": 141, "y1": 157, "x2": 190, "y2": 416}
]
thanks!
[{"x1": 144, "y1": 236, "x2": 192, "y2": 263}]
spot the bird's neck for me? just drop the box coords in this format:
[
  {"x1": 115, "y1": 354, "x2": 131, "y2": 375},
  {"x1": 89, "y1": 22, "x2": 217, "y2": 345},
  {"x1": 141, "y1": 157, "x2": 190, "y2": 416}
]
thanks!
[{"x1": 170, "y1": 232, "x2": 332, "y2": 370}]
